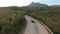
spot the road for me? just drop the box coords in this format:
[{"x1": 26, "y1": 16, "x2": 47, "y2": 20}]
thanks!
[{"x1": 24, "y1": 15, "x2": 53, "y2": 34}]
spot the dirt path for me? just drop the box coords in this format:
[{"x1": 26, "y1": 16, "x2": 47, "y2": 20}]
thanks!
[{"x1": 24, "y1": 15, "x2": 53, "y2": 34}]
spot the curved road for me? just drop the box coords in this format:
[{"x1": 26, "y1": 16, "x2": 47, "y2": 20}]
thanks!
[{"x1": 24, "y1": 15, "x2": 53, "y2": 34}]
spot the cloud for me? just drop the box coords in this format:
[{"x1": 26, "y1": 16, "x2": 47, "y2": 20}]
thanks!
[
  {"x1": 0, "y1": 0, "x2": 60, "y2": 7},
  {"x1": 0, "y1": 0, "x2": 33, "y2": 7}
]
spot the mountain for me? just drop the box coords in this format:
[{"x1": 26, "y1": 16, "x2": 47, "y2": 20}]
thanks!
[{"x1": 28, "y1": 2, "x2": 48, "y2": 7}]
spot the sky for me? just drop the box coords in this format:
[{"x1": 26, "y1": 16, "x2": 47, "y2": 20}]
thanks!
[{"x1": 0, "y1": 0, "x2": 60, "y2": 7}]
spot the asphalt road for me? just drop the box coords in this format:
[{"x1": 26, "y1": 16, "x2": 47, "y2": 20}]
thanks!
[{"x1": 24, "y1": 15, "x2": 53, "y2": 34}]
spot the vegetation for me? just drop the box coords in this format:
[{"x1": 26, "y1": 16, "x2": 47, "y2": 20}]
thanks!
[
  {"x1": 0, "y1": 7, "x2": 26, "y2": 34},
  {"x1": 0, "y1": 6, "x2": 60, "y2": 34},
  {"x1": 20, "y1": 6, "x2": 60, "y2": 34}
]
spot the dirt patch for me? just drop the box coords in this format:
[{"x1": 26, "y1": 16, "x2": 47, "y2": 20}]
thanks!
[{"x1": 0, "y1": 8, "x2": 10, "y2": 19}]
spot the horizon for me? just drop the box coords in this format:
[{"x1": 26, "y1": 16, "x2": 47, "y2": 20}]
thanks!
[{"x1": 0, "y1": 0, "x2": 60, "y2": 7}]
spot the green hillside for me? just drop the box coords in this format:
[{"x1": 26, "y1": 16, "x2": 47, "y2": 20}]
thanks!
[{"x1": 0, "y1": 6, "x2": 60, "y2": 34}]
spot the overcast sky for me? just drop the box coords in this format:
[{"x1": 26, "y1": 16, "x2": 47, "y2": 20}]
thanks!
[{"x1": 0, "y1": 0, "x2": 60, "y2": 7}]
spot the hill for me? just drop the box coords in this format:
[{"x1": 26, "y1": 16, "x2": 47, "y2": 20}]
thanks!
[
  {"x1": 0, "y1": 6, "x2": 60, "y2": 34},
  {"x1": 28, "y1": 2, "x2": 48, "y2": 7}
]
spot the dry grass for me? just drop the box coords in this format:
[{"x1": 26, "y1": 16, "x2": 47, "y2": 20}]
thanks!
[{"x1": 0, "y1": 8, "x2": 10, "y2": 19}]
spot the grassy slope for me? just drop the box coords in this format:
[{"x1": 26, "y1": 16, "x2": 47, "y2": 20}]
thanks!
[
  {"x1": 0, "y1": 7, "x2": 27, "y2": 34},
  {"x1": 29, "y1": 9, "x2": 60, "y2": 34},
  {"x1": 30, "y1": 12, "x2": 60, "y2": 34}
]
